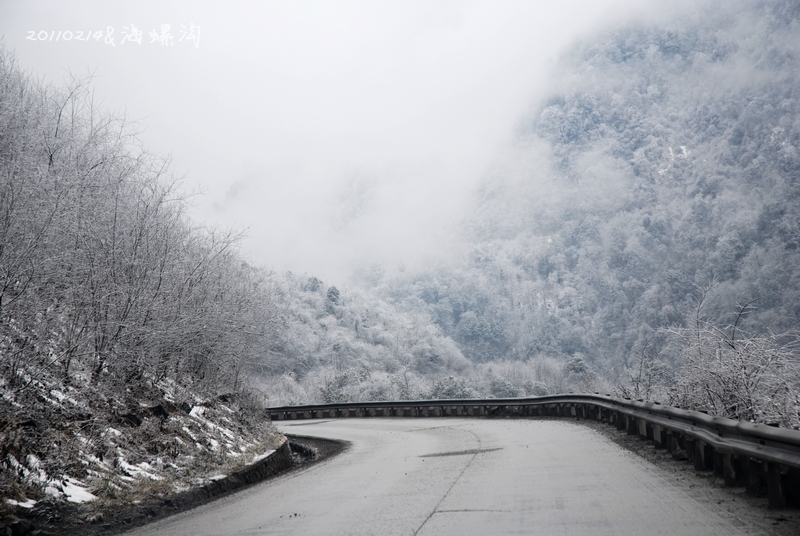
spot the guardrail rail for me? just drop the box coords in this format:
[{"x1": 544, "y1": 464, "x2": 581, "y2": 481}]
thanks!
[{"x1": 268, "y1": 394, "x2": 800, "y2": 508}]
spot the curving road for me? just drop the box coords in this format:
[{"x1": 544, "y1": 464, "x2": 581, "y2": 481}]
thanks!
[{"x1": 125, "y1": 418, "x2": 755, "y2": 535}]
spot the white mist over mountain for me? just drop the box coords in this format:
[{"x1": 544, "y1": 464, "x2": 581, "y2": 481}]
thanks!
[{"x1": 0, "y1": 0, "x2": 693, "y2": 282}]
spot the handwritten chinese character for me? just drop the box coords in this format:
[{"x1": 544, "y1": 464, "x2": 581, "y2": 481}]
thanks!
[
  {"x1": 121, "y1": 24, "x2": 142, "y2": 45},
  {"x1": 149, "y1": 24, "x2": 173, "y2": 46},
  {"x1": 179, "y1": 23, "x2": 201, "y2": 48}
]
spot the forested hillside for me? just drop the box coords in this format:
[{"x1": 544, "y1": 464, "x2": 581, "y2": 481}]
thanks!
[
  {"x1": 254, "y1": 272, "x2": 470, "y2": 405},
  {"x1": 253, "y1": 1, "x2": 799, "y2": 419},
  {"x1": 0, "y1": 51, "x2": 283, "y2": 512},
  {"x1": 375, "y1": 0, "x2": 800, "y2": 381}
]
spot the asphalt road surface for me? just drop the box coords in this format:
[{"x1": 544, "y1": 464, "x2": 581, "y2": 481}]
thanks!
[{"x1": 125, "y1": 418, "x2": 756, "y2": 535}]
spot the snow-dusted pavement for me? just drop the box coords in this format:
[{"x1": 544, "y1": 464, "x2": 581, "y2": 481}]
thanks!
[{"x1": 124, "y1": 418, "x2": 753, "y2": 535}]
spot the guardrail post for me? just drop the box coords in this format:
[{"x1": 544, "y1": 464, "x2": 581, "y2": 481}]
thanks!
[
  {"x1": 767, "y1": 463, "x2": 786, "y2": 508},
  {"x1": 652, "y1": 425, "x2": 664, "y2": 448},
  {"x1": 741, "y1": 457, "x2": 753, "y2": 491},
  {"x1": 695, "y1": 440, "x2": 713, "y2": 471},
  {"x1": 712, "y1": 452, "x2": 723, "y2": 479},
  {"x1": 721, "y1": 453, "x2": 736, "y2": 486},
  {"x1": 684, "y1": 436, "x2": 696, "y2": 464},
  {"x1": 667, "y1": 431, "x2": 679, "y2": 453},
  {"x1": 745, "y1": 458, "x2": 766, "y2": 497},
  {"x1": 626, "y1": 416, "x2": 637, "y2": 436},
  {"x1": 789, "y1": 468, "x2": 800, "y2": 507}
]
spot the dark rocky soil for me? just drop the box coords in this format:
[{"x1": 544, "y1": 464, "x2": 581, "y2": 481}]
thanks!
[{"x1": 1, "y1": 435, "x2": 348, "y2": 536}]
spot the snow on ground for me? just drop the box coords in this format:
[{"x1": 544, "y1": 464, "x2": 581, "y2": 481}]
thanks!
[
  {"x1": 1, "y1": 372, "x2": 284, "y2": 517},
  {"x1": 61, "y1": 477, "x2": 98, "y2": 503},
  {"x1": 4, "y1": 498, "x2": 36, "y2": 509}
]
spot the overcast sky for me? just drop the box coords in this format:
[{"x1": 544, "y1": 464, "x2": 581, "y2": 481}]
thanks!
[{"x1": 0, "y1": 0, "x2": 672, "y2": 282}]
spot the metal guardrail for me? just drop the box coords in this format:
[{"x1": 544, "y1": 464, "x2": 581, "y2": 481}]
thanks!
[{"x1": 268, "y1": 394, "x2": 800, "y2": 508}]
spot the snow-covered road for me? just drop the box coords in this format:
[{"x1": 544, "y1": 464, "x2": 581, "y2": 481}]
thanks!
[{"x1": 124, "y1": 418, "x2": 753, "y2": 535}]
